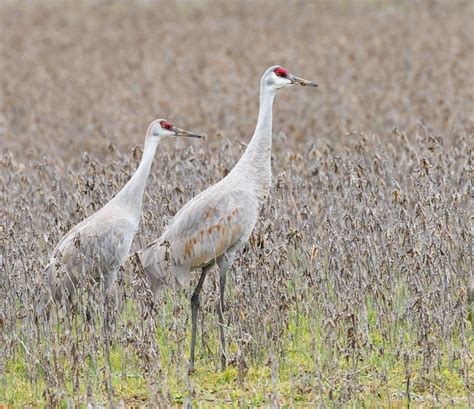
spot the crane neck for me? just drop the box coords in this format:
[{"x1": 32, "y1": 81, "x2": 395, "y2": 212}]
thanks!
[
  {"x1": 112, "y1": 137, "x2": 159, "y2": 218},
  {"x1": 229, "y1": 83, "x2": 276, "y2": 198}
]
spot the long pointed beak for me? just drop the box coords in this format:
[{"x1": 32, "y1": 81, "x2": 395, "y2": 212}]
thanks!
[
  {"x1": 172, "y1": 127, "x2": 204, "y2": 139},
  {"x1": 288, "y1": 74, "x2": 318, "y2": 87}
]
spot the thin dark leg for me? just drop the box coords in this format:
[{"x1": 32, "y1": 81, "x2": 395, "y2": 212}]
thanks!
[
  {"x1": 217, "y1": 267, "x2": 227, "y2": 369},
  {"x1": 190, "y1": 264, "x2": 212, "y2": 369},
  {"x1": 216, "y1": 253, "x2": 234, "y2": 370}
]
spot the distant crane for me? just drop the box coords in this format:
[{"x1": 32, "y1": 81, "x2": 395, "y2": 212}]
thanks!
[
  {"x1": 46, "y1": 119, "x2": 203, "y2": 305},
  {"x1": 139, "y1": 66, "x2": 317, "y2": 368}
]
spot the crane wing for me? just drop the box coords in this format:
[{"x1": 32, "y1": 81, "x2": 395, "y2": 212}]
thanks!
[
  {"x1": 47, "y1": 213, "x2": 135, "y2": 295},
  {"x1": 140, "y1": 187, "x2": 258, "y2": 290}
]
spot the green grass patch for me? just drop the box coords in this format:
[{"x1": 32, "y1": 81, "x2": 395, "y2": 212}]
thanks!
[{"x1": 2, "y1": 300, "x2": 471, "y2": 407}]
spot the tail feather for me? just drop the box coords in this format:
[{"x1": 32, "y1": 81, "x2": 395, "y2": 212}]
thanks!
[
  {"x1": 35, "y1": 263, "x2": 56, "y2": 320},
  {"x1": 139, "y1": 240, "x2": 172, "y2": 296}
]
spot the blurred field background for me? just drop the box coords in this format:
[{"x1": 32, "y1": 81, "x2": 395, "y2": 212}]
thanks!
[{"x1": 1, "y1": 0, "x2": 473, "y2": 407}]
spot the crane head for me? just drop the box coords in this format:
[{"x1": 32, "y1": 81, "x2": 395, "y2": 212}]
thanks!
[
  {"x1": 146, "y1": 119, "x2": 204, "y2": 140},
  {"x1": 263, "y1": 66, "x2": 318, "y2": 90}
]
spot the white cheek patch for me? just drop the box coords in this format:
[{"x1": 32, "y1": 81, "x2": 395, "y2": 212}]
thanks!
[{"x1": 276, "y1": 77, "x2": 291, "y2": 88}]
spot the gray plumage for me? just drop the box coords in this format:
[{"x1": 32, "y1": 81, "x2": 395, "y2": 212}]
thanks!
[
  {"x1": 46, "y1": 207, "x2": 137, "y2": 301},
  {"x1": 139, "y1": 66, "x2": 317, "y2": 368},
  {"x1": 45, "y1": 119, "x2": 203, "y2": 305}
]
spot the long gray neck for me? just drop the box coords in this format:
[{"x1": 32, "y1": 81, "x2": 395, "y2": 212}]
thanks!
[
  {"x1": 112, "y1": 137, "x2": 159, "y2": 218},
  {"x1": 229, "y1": 83, "x2": 276, "y2": 199}
]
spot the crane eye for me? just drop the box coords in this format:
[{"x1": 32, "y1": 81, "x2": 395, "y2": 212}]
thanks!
[
  {"x1": 274, "y1": 67, "x2": 288, "y2": 78},
  {"x1": 160, "y1": 121, "x2": 173, "y2": 130}
]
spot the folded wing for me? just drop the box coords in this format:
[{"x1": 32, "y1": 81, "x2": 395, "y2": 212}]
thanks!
[{"x1": 140, "y1": 187, "x2": 257, "y2": 292}]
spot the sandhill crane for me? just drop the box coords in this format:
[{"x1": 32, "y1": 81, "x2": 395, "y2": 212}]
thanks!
[
  {"x1": 139, "y1": 66, "x2": 317, "y2": 368},
  {"x1": 45, "y1": 119, "x2": 203, "y2": 306}
]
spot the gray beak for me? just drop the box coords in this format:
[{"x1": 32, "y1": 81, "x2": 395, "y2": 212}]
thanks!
[
  {"x1": 172, "y1": 127, "x2": 204, "y2": 139},
  {"x1": 288, "y1": 74, "x2": 318, "y2": 87}
]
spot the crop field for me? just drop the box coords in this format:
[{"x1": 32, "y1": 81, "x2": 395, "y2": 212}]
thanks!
[{"x1": 1, "y1": 0, "x2": 473, "y2": 407}]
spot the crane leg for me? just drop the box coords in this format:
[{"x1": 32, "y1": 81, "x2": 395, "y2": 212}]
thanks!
[
  {"x1": 190, "y1": 263, "x2": 213, "y2": 369},
  {"x1": 217, "y1": 252, "x2": 235, "y2": 369},
  {"x1": 217, "y1": 267, "x2": 227, "y2": 369}
]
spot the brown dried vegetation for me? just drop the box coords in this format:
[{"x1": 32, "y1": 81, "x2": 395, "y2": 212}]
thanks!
[{"x1": 1, "y1": 0, "x2": 473, "y2": 406}]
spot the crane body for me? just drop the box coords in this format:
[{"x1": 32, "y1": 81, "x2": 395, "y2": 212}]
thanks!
[
  {"x1": 46, "y1": 120, "x2": 203, "y2": 305},
  {"x1": 140, "y1": 66, "x2": 317, "y2": 368}
]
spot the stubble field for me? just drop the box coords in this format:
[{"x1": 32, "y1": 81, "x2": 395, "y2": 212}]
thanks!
[{"x1": 1, "y1": 0, "x2": 473, "y2": 407}]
